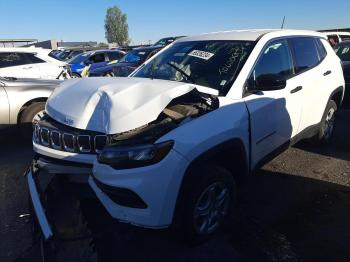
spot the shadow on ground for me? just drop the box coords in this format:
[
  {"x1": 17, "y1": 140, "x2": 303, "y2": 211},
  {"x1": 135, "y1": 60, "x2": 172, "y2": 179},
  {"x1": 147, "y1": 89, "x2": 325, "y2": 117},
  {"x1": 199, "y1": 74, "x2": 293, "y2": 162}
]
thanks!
[
  {"x1": 6, "y1": 106, "x2": 350, "y2": 262},
  {"x1": 15, "y1": 169, "x2": 350, "y2": 262}
]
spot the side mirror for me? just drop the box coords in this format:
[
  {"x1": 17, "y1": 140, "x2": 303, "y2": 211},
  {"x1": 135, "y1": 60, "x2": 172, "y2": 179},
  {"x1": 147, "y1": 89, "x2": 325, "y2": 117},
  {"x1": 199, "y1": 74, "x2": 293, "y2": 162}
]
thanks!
[{"x1": 255, "y1": 74, "x2": 286, "y2": 91}]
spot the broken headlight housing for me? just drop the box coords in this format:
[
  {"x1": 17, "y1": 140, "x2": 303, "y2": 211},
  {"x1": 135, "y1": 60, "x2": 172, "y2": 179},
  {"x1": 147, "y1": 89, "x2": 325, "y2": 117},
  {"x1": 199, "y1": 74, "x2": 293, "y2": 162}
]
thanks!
[{"x1": 97, "y1": 141, "x2": 174, "y2": 169}]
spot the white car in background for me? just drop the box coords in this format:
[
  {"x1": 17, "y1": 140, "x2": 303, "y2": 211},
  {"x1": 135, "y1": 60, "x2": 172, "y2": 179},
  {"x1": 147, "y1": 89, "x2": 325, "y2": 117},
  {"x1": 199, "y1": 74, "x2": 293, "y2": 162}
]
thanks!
[{"x1": 0, "y1": 48, "x2": 70, "y2": 80}]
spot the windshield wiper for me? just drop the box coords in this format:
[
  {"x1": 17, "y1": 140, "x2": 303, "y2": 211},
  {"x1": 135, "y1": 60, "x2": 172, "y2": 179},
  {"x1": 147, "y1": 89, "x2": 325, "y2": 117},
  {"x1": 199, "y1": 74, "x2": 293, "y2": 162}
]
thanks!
[{"x1": 166, "y1": 62, "x2": 196, "y2": 84}]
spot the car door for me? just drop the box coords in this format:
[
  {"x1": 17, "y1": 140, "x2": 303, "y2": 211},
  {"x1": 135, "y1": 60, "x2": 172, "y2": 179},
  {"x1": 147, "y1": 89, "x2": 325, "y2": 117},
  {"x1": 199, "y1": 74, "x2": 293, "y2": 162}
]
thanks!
[
  {"x1": 289, "y1": 37, "x2": 330, "y2": 132},
  {"x1": 26, "y1": 53, "x2": 61, "y2": 79},
  {"x1": 244, "y1": 38, "x2": 303, "y2": 168},
  {"x1": 0, "y1": 52, "x2": 40, "y2": 78},
  {"x1": 0, "y1": 83, "x2": 9, "y2": 129}
]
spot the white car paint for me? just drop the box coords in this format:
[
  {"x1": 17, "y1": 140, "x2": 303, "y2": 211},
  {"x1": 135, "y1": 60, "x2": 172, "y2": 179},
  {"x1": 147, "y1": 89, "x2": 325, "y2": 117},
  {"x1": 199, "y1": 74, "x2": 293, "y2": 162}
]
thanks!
[
  {"x1": 0, "y1": 47, "x2": 69, "y2": 80},
  {"x1": 46, "y1": 77, "x2": 218, "y2": 134},
  {"x1": 30, "y1": 29, "x2": 345, "y2": 232}
]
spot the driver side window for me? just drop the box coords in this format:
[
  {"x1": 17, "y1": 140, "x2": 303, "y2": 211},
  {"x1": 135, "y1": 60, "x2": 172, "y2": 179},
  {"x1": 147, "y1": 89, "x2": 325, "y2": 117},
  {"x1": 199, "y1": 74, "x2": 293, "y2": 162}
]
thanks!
[
  {"x1": 89, "y1": 53, "x2": 105, "y2": 64},
  {"x1": 252, "y1": 39, "x2": 294, "y2": 87}
]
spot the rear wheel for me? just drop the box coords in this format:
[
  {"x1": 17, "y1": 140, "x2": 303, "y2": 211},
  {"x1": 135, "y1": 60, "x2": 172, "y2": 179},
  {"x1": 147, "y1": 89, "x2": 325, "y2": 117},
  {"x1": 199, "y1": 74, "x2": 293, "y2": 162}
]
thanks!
[
  {"x1": 312, "y1": 100, "x2": 337, "y2": 144},
  {"x1": 174, "y1": 165, "x2": 237, "y2": 244}
]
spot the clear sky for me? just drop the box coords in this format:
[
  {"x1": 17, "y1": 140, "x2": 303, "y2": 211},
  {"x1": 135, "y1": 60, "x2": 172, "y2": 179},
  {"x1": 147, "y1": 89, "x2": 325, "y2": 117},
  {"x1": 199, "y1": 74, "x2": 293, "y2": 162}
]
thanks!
[{"x1": 0, "y1": 0, "x2": 349, "y2": 45}]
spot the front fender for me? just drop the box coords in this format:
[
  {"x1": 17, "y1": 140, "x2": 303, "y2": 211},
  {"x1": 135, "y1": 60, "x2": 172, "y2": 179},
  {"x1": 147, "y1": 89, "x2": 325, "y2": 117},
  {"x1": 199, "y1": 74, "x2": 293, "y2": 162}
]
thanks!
[
  {"x1": 7, "y1": 86, "x2": 55, "y2": 124},
  {"x1": 157, "y1": 98, "x2": 250, "y2": 170}
]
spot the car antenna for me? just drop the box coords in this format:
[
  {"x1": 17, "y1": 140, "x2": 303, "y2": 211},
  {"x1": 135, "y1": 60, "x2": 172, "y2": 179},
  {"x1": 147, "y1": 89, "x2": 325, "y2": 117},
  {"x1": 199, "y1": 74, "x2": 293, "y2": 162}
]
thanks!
[{"x1": 281, "y1": 16, "x2": 286, "y2": 29}]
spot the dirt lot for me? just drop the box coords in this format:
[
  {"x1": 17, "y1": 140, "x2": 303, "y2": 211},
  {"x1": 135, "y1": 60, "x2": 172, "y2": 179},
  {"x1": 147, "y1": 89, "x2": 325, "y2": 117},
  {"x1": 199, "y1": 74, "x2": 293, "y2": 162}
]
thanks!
[{"x1": 0, "y1": 107, "x2": 349, "y2": 262}]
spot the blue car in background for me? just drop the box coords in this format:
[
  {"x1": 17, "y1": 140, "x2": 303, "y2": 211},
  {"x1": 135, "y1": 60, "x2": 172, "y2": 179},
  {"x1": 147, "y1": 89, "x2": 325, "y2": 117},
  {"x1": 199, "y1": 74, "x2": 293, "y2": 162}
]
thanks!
[
  {"x1": 88, "y1": 46, "x2": 162, "y2": 77},
  {"x1": 68, "y1": 49, "x2": 125, "y2": 77}
]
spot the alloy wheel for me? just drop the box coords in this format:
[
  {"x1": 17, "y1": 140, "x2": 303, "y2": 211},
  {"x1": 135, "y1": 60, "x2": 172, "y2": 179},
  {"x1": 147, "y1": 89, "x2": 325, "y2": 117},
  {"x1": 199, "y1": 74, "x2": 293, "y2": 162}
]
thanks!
[{"x1": 193, "y1": 182, "x2": 230, "y2": 235}]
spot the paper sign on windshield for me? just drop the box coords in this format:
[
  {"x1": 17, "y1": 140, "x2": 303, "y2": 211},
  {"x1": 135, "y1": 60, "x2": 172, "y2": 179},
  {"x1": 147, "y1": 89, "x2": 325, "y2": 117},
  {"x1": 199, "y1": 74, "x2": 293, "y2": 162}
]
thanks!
[{"x1": 188, "y1": 50, "x2": 214, "y2": 60}]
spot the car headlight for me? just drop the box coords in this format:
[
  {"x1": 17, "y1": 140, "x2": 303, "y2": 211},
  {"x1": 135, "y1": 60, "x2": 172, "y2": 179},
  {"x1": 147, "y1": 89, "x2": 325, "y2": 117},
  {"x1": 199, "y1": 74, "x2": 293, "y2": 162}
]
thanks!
[{"x1": 97, "y1": 141, "x2": 174, "y2": 169}]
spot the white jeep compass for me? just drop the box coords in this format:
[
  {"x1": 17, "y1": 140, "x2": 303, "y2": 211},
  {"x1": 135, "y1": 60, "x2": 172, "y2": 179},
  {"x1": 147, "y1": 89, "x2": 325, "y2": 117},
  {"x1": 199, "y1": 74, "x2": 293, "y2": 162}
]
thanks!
[{"x1": 28, "y1": 29, "x2": 345, "y2": 243}]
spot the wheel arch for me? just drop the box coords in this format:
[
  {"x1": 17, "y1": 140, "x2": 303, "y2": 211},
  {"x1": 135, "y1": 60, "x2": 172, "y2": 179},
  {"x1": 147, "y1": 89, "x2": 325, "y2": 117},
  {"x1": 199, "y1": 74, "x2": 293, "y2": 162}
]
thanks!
[
  {"x1": 172, "y1": 138, "x2": 248, "y2": 226},
  {"x1": 330, "y1": 86, "x2": 345, "y2": 108},
  {"x1": 17, "y1": 97, "x2": 47, "y2": 124}
]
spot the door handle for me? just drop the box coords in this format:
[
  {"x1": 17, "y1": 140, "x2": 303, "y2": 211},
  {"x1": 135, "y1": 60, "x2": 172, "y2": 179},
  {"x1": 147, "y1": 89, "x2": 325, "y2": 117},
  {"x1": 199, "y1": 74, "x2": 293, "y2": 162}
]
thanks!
[
  {"x1": 290, "y1": 86, "x2": 302, "y2": 94},
  {"x1": 23, "y1": 66, "x2": 33, "y2": 70},
  {"x1": 323, "y1": 70, "x2": 332, "y2": 76}
]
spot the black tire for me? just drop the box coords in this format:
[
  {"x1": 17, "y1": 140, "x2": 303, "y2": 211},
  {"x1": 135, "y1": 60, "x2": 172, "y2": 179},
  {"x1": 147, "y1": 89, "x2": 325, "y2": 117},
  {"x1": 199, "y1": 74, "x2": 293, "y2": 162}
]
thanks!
[
  {"x1": 71, "y1": 73, "x2": 81, "y2": 78},
  {"x1": 173, "y1": 165, "x2": 237, "y2": 244},
  {"x1": 105, "y1": 72, "x2": 114, "y2": 77},
  {"x1": 19, "y1": 102, "x2": 45, "y2": 140},
  {"x1": 312, "y1": 100, "x2": 337, "y2": 144}
]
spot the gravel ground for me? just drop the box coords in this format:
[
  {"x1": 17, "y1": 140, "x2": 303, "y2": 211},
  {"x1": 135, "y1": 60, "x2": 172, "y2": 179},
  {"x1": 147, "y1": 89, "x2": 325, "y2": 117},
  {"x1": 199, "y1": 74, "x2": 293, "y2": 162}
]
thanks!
[{"x1": 0, "y1": 107, "x2": 349, "y2": 262}]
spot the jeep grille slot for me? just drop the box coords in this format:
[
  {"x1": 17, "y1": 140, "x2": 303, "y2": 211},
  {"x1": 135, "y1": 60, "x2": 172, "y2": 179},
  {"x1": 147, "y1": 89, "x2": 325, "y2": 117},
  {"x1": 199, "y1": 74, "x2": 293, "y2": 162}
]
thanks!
[{"x1": 33, "y1": 123, "x2": 108, "y2": 154}]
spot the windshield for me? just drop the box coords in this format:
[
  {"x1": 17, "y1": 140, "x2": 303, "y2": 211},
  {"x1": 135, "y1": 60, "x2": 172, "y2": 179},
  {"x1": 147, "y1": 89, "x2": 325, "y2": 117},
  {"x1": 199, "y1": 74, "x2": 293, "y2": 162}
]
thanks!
[
  {"x1": 68, "y1": 52, "x2": 90, "y2": 64},
  {"x1": 335, "y1": 44, "x2": 350, "y2": 61},
  {"x1": 134, "y1": 40, "x2": 254, "y2": 95},
  {"x1": 119, "y1": 50, "x2": 149, "y2": 63}
]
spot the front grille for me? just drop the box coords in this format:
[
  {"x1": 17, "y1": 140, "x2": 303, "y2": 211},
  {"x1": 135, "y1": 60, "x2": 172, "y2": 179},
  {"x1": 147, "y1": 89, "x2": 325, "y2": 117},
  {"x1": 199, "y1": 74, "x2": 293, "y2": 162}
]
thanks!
[{"x1": 34, "y1": 117, "x2": 110, "y2": 154}]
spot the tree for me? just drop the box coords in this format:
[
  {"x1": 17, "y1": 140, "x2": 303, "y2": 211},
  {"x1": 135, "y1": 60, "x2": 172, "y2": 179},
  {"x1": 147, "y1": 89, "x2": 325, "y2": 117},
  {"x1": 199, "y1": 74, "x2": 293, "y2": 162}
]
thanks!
[
  {"x1": 104, "y1": 6, "x2": 130, "y2": 46},
  {"x1": 98, "y1": 42, "x2": 109, "y2": 48}
]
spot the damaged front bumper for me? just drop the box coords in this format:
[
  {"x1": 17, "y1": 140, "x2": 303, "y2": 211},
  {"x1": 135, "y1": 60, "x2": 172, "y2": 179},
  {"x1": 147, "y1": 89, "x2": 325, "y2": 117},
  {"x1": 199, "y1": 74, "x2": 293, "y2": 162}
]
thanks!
[
  {"x1": 26, "y1": 154, "x2": 94, "y2": 241},
  {"x1": 26, "y1": 167, "x2": 53, "y2": 240}
]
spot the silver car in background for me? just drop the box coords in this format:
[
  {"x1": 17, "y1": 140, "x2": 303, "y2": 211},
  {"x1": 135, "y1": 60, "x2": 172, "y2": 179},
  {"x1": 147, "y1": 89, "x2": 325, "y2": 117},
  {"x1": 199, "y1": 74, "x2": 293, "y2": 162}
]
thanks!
[{"x1": 0, "y1": 77, "x2": 61, "y2": 137}]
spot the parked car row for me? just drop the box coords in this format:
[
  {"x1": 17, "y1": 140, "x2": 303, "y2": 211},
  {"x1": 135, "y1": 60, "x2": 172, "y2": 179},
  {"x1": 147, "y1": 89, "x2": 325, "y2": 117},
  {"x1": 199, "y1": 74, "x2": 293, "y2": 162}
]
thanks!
[{"x1": 88, "y1": 46, "x2": 162, "y2": 77}]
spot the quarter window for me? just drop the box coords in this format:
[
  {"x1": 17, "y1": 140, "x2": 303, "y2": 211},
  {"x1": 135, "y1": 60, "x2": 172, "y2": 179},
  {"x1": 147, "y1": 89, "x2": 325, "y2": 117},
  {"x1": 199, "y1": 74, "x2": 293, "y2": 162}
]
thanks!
[
  {"x1": 315, "y1": 39, "x2": 327, "y2": 61},
  {"x1": 290, "y1": 37, "x2": 320, "y2": 73},
  {"x1": 252, "y1": 39, "x2": 294, "y2": 84},
  {"x1": 26, "y1": 53, "x2": 45, "y2": 64}
]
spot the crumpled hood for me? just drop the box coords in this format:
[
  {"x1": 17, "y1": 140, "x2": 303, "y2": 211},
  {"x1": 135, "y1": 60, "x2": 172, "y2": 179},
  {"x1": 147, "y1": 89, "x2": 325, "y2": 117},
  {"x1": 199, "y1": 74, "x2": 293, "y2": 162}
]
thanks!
[{"x1": 46, "y1": 77, "x2": 218, "y2": 134}]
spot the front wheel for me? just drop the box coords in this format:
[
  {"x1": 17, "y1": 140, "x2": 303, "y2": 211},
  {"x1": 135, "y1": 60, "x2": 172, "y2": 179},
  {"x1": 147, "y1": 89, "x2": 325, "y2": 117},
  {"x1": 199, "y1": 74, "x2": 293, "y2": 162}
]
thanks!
[
  {"x1": 312, "y1": 100, "x2": 337, "y2": 144},
  {"x1": 105, "y1": 72, "x2": 114, "y2": 77},
  {"x1": 19, "y1": 102, "x2": 45, "y2": 140},
  {"x1": 174, "y1": 165, "x2": 237, "y2": 244},
  {"x1": 71, "y1": 73, "x2": 81, "y2": 78}
]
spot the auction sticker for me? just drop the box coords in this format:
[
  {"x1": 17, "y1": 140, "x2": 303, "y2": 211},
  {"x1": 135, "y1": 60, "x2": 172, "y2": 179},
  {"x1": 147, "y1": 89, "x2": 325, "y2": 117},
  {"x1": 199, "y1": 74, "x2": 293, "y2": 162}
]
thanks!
[{"x1": 188, "y1": 50, "x2": 214, "y2": 60}]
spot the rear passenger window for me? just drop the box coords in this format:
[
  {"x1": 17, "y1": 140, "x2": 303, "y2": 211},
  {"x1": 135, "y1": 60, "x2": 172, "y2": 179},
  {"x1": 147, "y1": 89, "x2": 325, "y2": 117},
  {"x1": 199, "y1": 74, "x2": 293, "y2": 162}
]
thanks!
[
  {"x1": 315, "y1": 39, "x2": 327, "y2": 61},
  {"x1": 90, "y1": 53, "x2": 105, "y2": 63},
  {"x1": 252, "y1": 39, "x2": 294, "y2": 83},
  {"x1": 290, "y1": 37, "x2": 319, "y2": 73},
  {"x1": 26, "y1": 53, "x2": 45, "y2": 64},
  {"x1": 0, "y1": 52, "x2": 29, "y2": 68},
  {"x1": 108, "y1": 52, "x2": 124, "y2": 61}
]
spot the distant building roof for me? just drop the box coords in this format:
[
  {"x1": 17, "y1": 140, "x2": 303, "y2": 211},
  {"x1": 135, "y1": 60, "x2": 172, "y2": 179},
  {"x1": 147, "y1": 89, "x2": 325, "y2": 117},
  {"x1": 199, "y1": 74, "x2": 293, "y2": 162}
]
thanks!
[
  {"x1": 0, "y1": 39, "x2": 38, "y2": 47},
  {"x1": 0, "y1": 39, "x2": 38, "y2": 43}
]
